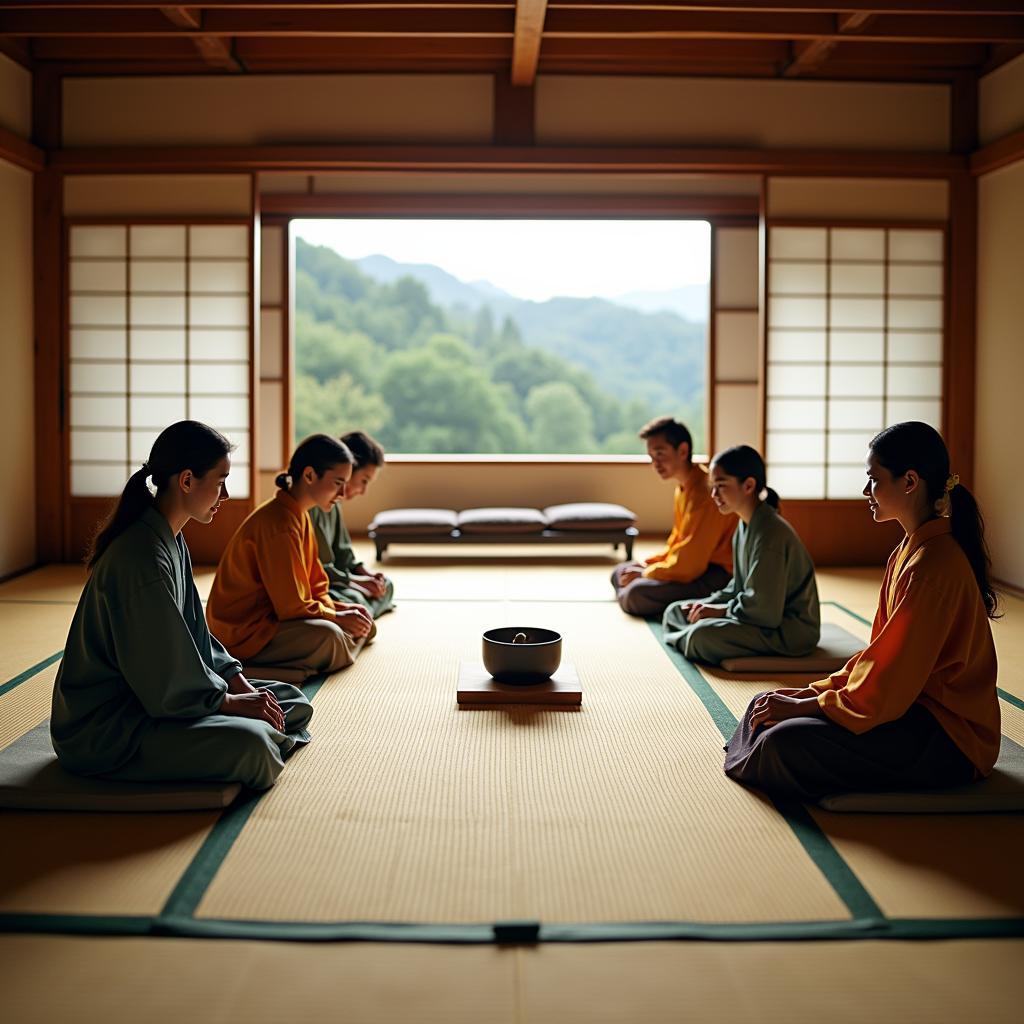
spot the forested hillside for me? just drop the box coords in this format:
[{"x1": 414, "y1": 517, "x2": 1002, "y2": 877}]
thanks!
[{"x1": 294, "y1": 238, "x2": 706, "y2": 454}]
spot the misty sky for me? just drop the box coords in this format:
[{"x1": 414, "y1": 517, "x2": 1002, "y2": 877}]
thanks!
[{"x1": 293, "y1": 219, "x2": 710, "y2": 302}]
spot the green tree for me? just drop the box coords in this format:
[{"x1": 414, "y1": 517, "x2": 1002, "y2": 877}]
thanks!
[
  {"x1": 378, "y1": 336, "x2": 526, "y2": 453},
  {"x1": 293, "y1": 372, "x2": 390, "y2": 444},
  {"x1": 294, "y1": 312, "x2": 378, "y2": 389},
  {"x1": 525, "y1": 381, "x2": 597, "y2": 454}
]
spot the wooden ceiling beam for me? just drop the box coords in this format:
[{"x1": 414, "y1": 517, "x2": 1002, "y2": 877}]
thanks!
[
  {"x1": 160, "y1": 5, "x2": 242, "y2": 69},
  {"x1": 511, "y1": 0, "x2": 546, "y2": 85},
  {"x1": 1, "y1": 3, "x2": 1021, "y2": 14},
  {"x1": 781, "y1": 10, "x2": 874, "y2": 76},
  {"x1": 5, "y1": 9, "x2": 1024, "y2": 44},
  {"x1": 48, "y1": 142, "x2": 967, "y2": 177}
]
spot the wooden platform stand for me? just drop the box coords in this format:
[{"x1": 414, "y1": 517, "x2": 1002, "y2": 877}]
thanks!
[
  {"x1": 372, "y1": 527, "x2": 638, "y2": 562},
  {"x1": 458, "y1": 661, "x2": 583, "y2": 708}
]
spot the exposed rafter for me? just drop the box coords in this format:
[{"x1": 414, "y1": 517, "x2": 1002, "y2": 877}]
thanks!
[
  {"x1": 782, "y1": 10, "x2": 875, "y2": 76},
  {"x1": 511, "y1": 0, "x2": 546, "y2": 86},
  {"x1": 160, "y1": 5, "x2": 242, "y2": 70}
]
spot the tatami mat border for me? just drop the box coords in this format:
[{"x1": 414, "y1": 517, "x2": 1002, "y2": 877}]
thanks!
[
  {"x1": 0, "y1": 651, "x2": 62, "y2": 698},
  {"x1": 4, "y1": 611, "x2": 1024, "y2": 946}
]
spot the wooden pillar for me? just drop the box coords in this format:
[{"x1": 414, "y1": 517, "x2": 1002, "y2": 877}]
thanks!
[
  {"x1": 945, "y1": 171, "x2": 977, "y2": 489},
  {"x1": 32, "y1": 70, "x2": 65, "y2": 562}
]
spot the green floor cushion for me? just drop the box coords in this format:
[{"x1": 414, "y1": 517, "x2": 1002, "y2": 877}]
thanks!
[
  {"x1": 720, "y1": 622, "x2": 865, "y2": 674},
  {"x1": 818, "y1": 736, "x2": 1024, "y2": 813},
  {"x1": 0, "y1": 722, "x2": 241, "y2": 812}
]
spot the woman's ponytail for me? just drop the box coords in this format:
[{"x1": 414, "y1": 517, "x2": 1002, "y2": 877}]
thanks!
[
  {"x1": 948, "y1": 483, "x2": 1000, "y2": 618},
  {"x1": 86, "y1": 466, "x2": 154, "y2": 568},
  {"x1": 85, "y1": 421, "x2": 234, "y2": 570}
]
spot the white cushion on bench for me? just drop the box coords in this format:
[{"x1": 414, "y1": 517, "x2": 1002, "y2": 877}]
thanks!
[
  {"x1": 544, "y1": 502, "x2": 637, "y2": 531},
  {"x1": 719, "y1": 622, "x2": 865, "y2": 674},
  {"x1": 369, "y1": 508, "x2": 458, "y2": 535},
  {"x1": 456, "y1": 507, "x2": 548, "y2": 534},
  {"x1": 0, "y1": 722, "x2": 241, "y2": 812},
  {"x1": 818, "y1": 736, "x2": 1024, "y2": 813}
]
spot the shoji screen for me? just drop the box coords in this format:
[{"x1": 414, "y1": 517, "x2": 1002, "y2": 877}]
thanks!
[
  {"x1": 68, "y1": 223, "x2": 252, "y2": 499},
  {"x1": 710, "y1": 226, "x2": 760, "y2": 454},
  {"x1": 765, "y1": 225, "x2": 944, "y2": 499}
]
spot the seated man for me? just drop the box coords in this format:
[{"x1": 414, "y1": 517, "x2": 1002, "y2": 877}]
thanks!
[{"x1": 611, "y1": 416, "x2": 736, "y2": 618}]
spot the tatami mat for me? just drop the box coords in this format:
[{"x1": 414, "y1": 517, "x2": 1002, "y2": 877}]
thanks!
[
  {"x1": 0, "y1": 935, "x2": 517, "y2": 1024},
  {"x1": 0, "y1": 662, "x2": 57, "y2": 749},
  {"x1": 0, "y1": 811, "x2": 219, "y2": 916},
  {"x1": 197, "y1": 600, "x2": 851, "y2": 925},
  {"x1": 0, "y1": 603, "x2": 74, "y2": 684},
  {"x1": 806, "y1": 810, "x2": 1024, "y2": 919},
  {"x1": 2, "y1": 934, "x2": 1021, "y2": 1024},
  {"x1": 517, "y1": 939, "x2": 1024, "y2": 1024}
]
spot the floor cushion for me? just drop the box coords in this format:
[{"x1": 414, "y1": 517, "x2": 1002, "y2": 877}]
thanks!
[
  {"x1": 368, "y1": 508, "x2": 459, "y2": 536},
  {"x1": 719, "y1": 622, "x2": 865, "y2": 674},
  {"x1": 543, "y1": 502, "x2": 638, "y2": 531},
  {"x1": 456, "y1": 507, "x2": 549, "y2": 534},
  {"x1": 818, "y1": 736, "x2": 1024, "y2": 813},
  {"x1": 0, "y1": 722, "x2": 242, "y2": 812}
]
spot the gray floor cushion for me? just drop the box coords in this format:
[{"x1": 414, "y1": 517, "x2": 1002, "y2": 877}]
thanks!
[
  {"x1": 456, "y1": 507, "x2": 548, "y2": 534},
  {"x1": 819, "y1": 736, "x2": 1024, "y2": 813},
  {"x1": 543, "y1": 502, "x2": 637, "y2": 531},
  {"x1": 0, "y1": 722, "x2": 241, "y2": 811},
  {"x1": 369, "y1": 508, "x2": 458, "y2": 535},
  {"x1": 720, "y1": 622, "x2": 866, "y2": 674}
]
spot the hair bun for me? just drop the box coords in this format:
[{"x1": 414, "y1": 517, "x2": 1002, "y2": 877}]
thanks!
[{"x1": 275, "y1": 472, "x2": 292, "y2": 489}]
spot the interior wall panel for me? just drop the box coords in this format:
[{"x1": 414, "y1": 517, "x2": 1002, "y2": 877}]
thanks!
[
  {"x1": 0, "y1": 160, "x2": 36, "y2": 576},
  {"x1": 64, "y1": 176, "x2": 252, "y2": 217},
  {"x1": 63, "y1": 76, "x2": 494, "y2": 147},
  {"x1": 980, "y1": 53, "x2": 1024, "y2": 147},
  {"x1": 537, "y1": 77, "x2": 949, "y2": 151},
  {"x1": 767, "y1": 178, "x2": 949, "y2": 221},
  {"x1": 977, "y1": 160, "x2": 1024, "y2": 589},
  {"x1": 0, "y1": 53, "x2": 31, "y2": 138}
]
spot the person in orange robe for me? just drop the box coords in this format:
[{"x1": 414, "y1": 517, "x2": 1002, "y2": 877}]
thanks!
[
  {"x1": 724, "y1": 421, "x2": 1000, "y2": 802},
  {"x1": 206, "y1": 434, "x2": 376, "y2": 683},
  {"x1": 612, "y1": 416, "x2": 735, "y2": 617}
]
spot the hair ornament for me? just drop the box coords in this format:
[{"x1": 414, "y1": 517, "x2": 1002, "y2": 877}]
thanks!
[{"x1": 945, "y1": 473, "x2": 960, "y2": 493}]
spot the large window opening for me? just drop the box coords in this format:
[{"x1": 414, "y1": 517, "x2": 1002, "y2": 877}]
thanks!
[{"x1": 292, "y1": 219, "x2": 710, "y2": 456}]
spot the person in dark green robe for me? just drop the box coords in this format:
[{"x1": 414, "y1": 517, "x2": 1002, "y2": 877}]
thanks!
[
  {"x1": 309, "y1": 430, "x2": 394, "y2": 618},
  {"x1": 663, "y1": 445, "x2": 820, "y2": 664},
  {"x1": 51, "y1": 421, "x2": 313, "y2": 791}
]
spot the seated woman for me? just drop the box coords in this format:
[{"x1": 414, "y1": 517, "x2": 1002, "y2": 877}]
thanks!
[
  {"x1": 206, "y1": 434, "x2": 376, "y2": 683},
  {"x1": 725, "y1": 422, "x2": 1000, "y2": 803},
  {"x1": 51, "y1": 421, "x2": 313, "y2": 792},
  {"x1": 663, "y1": 445, "x2": 820, "y2": 665},
  {"x1": 309, "y1": 430, "x2": 394, "y2": 618}
]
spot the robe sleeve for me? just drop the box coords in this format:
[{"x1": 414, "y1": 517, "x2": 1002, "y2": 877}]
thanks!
[
  {"x1": 254, "y1": 523, "x2": 337, "y2": 623},
  {"x1": 810, "y1": 574, "x2": 956, "y2": 733},
  {"x1": 642, "y1": 499, "x2": 725, "y2": 583},
  {"x1": 187, "y1": 578, "x2": 242, "y2": 680},
  {"x1": 724, "y1": 537, "x2": 788, "y2": 628},
  {"x1": 109, "y1": 576, "x2": 228, "y2": 718},
  {"x1": 311, "y1": 508, "x2": 351, "y2": 589},
  {"x1": 705, "y1": 576, "x2": 739, "y2": 605}
]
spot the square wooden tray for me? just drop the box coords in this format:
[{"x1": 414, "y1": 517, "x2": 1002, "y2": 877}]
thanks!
[{"x1": 457, "y1": 661, "x2": 582, "y2": 707}]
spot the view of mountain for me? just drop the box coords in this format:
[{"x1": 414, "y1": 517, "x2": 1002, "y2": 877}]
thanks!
[
  {"x1": 295, "y1": 238, "x2": 706, "y2": 454},
  {"x1": 353, "y1": 252, "x2": 707, "y2": 413},
  {"x1": 612, "y1": 284, "x2": 710, "y2": 323}
]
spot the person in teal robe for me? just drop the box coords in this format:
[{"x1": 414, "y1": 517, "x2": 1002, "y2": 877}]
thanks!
[
  {"x1": 663, "y1": 445, "x2": 820, "y2": 664},
  {"x1": 51, "y1": 421, "x2": 313, "y2": 791},
  {"x1": 309, "y1": 430, "x2": 394, "y2": 618}
]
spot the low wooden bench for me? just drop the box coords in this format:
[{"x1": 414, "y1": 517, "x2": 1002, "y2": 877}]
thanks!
[{"x1": 368, "y1": 503, "x2": 638, "y2": 561}]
